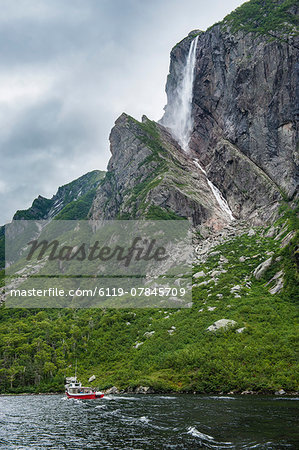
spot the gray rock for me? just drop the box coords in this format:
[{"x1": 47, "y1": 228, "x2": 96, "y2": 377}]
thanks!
[
  {"x1": 105, "y1": 386, "x2": 119, "y2": 395},
  {"x1": 236, "y1": 327, "x2": 246, "y2": 333},
  {"x1": 209, "y1": 251, "x2": 221, "y2": 257},
  {"x1": 231, "y1": 285, "x2": 241, "y2": 292},
  {"x1": 280, "y1": 231, "x2": 295, "y2": 248},
  {"x1": 269, "y1": 278, "x2": 284, "y2": 295},
  {"x1": 143, "y1": 331, "x2": 155, "y2": 338},
  {"x1": 133, "y1": 342, "x2": 144, "y2": 349},
  {"x1": 265, "y1": 226, "x2": 276, "y2": 238},
  {"x1": 275, "y1": 389, "x2": 286, "y2": 395},
  {"x1": 135, "y1": 386, "x2": 153, "y2": 394},
  {"x1": 253, "y1": 257, "x2": 272, "y2": 280},
  {"x1": 207, "y1": 319, "x2": 237, "y2": 332},
  {"x1": 220, "y1": 256, "x2": 229, "y2": 264},
  {"x1": 194, "y1": 271, "x2": 206, "y2": 279},
  {"x1": 90, "y1": 113, "x2": 230, "y2": 230}
]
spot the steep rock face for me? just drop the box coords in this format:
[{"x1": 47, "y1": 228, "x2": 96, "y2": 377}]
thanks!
[
  {"x1": 90, "y1": 114, "x2": 230, "y2": 230},
  {"x1": 162, "y1": 7, "x2": 298, "y2": 219}
]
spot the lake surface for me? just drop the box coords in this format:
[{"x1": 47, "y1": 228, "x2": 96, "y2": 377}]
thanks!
[{"x1": 0, "y1": 394, "x2": 298, "y2": 449}]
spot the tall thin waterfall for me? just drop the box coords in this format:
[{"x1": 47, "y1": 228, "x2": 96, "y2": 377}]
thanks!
[
  {"x1": 164, "y1": 35, "x2": 199, "y2": 151},
  {"x1": 193, "y1": 159, "x2": 235, "y2": 221},
  {"x1": 162, "y1": 34, "x2": 234, "y2": 220}
]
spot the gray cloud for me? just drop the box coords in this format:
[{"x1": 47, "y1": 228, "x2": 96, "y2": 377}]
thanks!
[{"x1": 0, "y1": 0, "x2": 244, "y2": 224}]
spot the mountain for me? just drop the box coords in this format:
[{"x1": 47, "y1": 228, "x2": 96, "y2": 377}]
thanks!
[
  {"x1": 162, "y1": 3, "x2": 298, "y2": 219},
  {"x1": 90, "y1": 113, "x2": 230, "y2": 231},
  {"x1": 91, "y1": 0, "x2": 297, "y2": 226},
  {"x1": 0, "y1": 0, "x2": 298, "y2": 395},
  {"x1": 13, "y1": 170, "x2": 105, "y2": 221},
  {"x1": 0, "y1": 170, "x2": 105, "y2": 269}
]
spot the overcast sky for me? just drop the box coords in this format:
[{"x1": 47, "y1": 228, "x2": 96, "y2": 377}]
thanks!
[{"x1": 0, "y1": 0, "x2": 244, "y2": 225}]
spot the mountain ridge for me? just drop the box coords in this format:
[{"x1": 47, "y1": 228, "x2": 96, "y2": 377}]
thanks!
[{"x1": 0, "y1": 0, "x2": 297, "y2": 395}]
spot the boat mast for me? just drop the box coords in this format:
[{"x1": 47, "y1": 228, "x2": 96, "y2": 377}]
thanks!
[{"x1": 75, "y1": 359, "x2": 77, "y2": 382}]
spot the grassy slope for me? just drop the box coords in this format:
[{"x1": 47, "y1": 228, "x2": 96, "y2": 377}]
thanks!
[
  {"x1": 0, "y1": 205, "x2": 297, "y2": 394},
  {"x1": 221, "y1": 0, "x2": 298, "y2": 37}
]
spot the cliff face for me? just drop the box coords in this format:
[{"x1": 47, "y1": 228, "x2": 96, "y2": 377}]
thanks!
[
  {"x1": 91, "y1": 2, "x2": 297, "y2": 227},
  {"x1": 162, "y1": 11, "x2": 298, "y2": 221},
  {"x1": 90, "y1": 114, "x2": 230, "y2": 231}
]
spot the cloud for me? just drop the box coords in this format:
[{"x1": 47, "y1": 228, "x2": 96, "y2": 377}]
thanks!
[{"x1": 0, "y1": 0, "x2": 244, "y2": 224}]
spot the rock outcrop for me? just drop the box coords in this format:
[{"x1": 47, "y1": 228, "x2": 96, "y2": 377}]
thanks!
[
  {"x1": 161, "y1": 1, "x2": 298, "y2": 223},
  {"x1": 90, "y1": 114, "x2": 231, "y2": 230}
]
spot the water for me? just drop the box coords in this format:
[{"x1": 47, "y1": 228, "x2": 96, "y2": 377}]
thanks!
[
  {"x1": 193, "y1": 159, "x2": 234, "y2": 221},
  {"x1": 0, "y1": 394, "x2": 298, "y2": 449},
  {"x1": 162, "y1": 35, "x2": 199, "y2": 151},
  {"x1": 162, "y1": 36, "x2": 234, "y2": 221}
]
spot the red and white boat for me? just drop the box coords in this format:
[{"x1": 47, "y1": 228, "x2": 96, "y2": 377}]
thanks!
[{"x1": 65, "y1": 377, "x2": 104, "y2": 400}]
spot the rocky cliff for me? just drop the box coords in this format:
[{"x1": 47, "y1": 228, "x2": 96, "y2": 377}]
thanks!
[
  {"x1": 161, "y1": 0, "x2": 298, "y2": 223},
  {"x1": 91, "y1": 0, "x2": 298, "y2": 227},
  {"x1": 90, "y1": 114, "x2": 231, "y2": 231}
]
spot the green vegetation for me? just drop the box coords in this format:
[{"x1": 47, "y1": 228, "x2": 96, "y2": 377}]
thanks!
[
  {"x1": 54, "y1": 188, "x2": 98, "y2": 220},
  {"x1": 145, "y1": 205, "x2": 186, "y2": 220},
  {"x1": 13, "y1": 170, "x2": 105, "y2": 221},
  {"x1": 0, "y1": 170, "x2": 105, "y2": 269},
  {"x1": 0, "y1": 205, "x2": 297, "y2": 394},
  {"x1": 14, "y1": 197, "x2": 53, "y2": 220},
  {"x1": 222, "y1": 0, "x2": 299, "y2": 38}
]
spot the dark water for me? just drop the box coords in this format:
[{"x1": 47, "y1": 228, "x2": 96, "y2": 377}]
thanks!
[{"x1": 0, "y1": 394, "x2": 298, "y2": 449}]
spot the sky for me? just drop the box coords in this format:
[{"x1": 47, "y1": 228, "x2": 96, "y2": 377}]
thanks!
[{"x1": 0, "y1": 0, "x2": 244, "y2": 225}]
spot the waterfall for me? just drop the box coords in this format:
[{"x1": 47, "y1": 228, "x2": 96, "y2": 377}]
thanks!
[
  {"x1": 193, "y1": 159, "x2": 234, "y2": 221},
  {"x1": 163, "y1": 35, "x2": 199, "y2": 151},
  {"x1": 162, "y1": 34, "x2": 234, "y2": 221}
]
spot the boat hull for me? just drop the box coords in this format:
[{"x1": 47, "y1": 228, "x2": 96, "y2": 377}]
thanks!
[{"x1": 66, "y1": 392, "x2": 104, "y2": 400}]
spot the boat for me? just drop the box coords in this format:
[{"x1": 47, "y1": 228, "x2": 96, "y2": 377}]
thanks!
[{"x1": 65, "y1": 376, "x2": 104, "y2": 400}]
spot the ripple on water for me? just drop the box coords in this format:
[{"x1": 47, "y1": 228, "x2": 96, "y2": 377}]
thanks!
[{"x1": 187, "y1": 426, "x2": 234, "y2": 448}]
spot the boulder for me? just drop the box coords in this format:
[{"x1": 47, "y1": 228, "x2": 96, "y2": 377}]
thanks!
[
  {"x1": 230, "y1": 285, "x2": 241, "y2": 292},
  {"x1": 135, "y1": 386, "x2": 153, "y2": 394},
  {"x1": 143, "y1": 331, "x2": 155, "y2": 338},
  {"x1": 133, "y1": 341, "x2": 144, "y2": 349},
  {"x1": 253, "y1": 257, "x2": 272, "y2": 280},
  {"x1": 207, "y1": 319, "x2": 237, "y2": 332},
  {"x1": 269, "y1": 278, "x2": 284, "y2": 295},
  {"x1": 194, "y1": 271, "x2": 206, "y2": 279},
  {"x1": 207, "y1": 306, "x2": 216, "y2": 311},
  {"x1": 275, "y1": 389, "x2": 286, "y2": 395},
  {"x1": 105, "y1": 386, "x2": 119, "y2": 395},
  {"x1": 236, "y1": 327, "x2": 246, "y2": 333}
]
